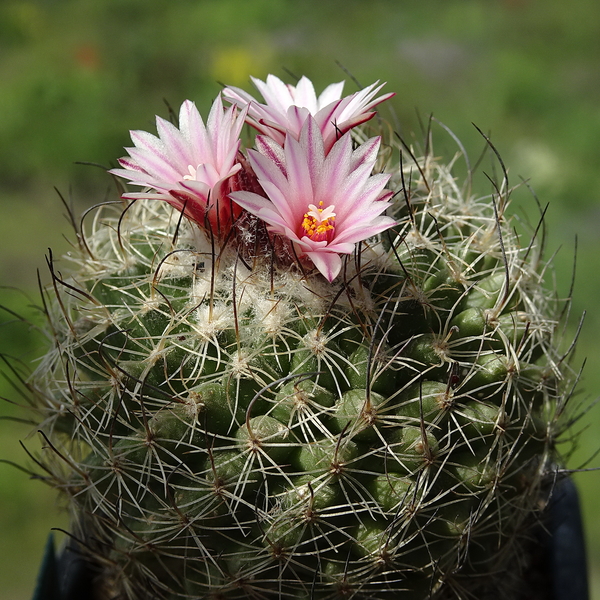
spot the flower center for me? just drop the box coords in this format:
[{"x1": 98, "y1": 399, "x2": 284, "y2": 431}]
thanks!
[{"x1": 301, "y1": 201, "x2": 336, "y2": 242}]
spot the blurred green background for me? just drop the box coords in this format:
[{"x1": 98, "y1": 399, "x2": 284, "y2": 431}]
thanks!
[{"x1": 1, "y1": 0, "x2": 599, "y2": 598}]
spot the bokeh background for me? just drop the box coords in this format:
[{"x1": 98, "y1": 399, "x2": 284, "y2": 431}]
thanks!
[{"x1": 1, "y1": 0, "x2": 599, "y2": 598}]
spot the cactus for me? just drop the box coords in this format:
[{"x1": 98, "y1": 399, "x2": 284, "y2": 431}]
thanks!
[{"x1": 28, "y1": 75, "x2": 576, "y2": 599}]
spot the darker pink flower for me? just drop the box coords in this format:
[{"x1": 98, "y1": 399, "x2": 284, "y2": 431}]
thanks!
[
  {"x1": 109, "y1": 95, "x2": 247, "y2": 236},
  {"x1": 229, "y1": 117, "x2": 396, "y2": 281}
]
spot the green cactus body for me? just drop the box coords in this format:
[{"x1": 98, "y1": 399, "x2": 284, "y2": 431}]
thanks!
[{"x1": 29, "y1": 83, "x2": 573, "y2": 600}]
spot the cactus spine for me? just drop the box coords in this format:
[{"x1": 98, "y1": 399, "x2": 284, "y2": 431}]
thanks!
[{"x1": 29, "y1": 76, "x2": 575, "y2": 599}]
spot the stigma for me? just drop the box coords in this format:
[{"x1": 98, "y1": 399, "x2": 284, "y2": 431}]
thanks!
[{"x1": 183, "y1": 165, "x2": 198, "y2": 180}]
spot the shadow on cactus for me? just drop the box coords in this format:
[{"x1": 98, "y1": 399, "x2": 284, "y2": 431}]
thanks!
[{"x1": 13, "y1": 75, "x2": 586, "y2": 599}]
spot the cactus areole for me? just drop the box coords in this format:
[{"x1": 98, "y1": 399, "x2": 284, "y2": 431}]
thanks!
[{"x1": 31, "y1": 75, "x2": 577, "y2": 599}]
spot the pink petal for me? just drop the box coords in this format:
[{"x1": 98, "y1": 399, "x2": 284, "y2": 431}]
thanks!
[
  {"x1": 285, "y1": 105, "x2": 311, "y2": 138},
  {"x1": 282, "y1": 136, "x2": 315, "y2": 215},
  {"x1": 317, "y1": 81, "x2": 345, "y2": 107},
  {"x1": 293, "y1": 76, "x2": 319, "y2": 112},
  {"x1": 182, "y1": 101, "x2": 213, "y2": 168},
  {"x1": 229, "y1": 190, "x2": 272, "y2": 214},
  {"x1": 252, "y1": 75, "x2": 292, "y2": 114},
  {"x1": 179, "y1": 179, "x2": 210, "y2": 202},
  {"x1": 230, "y1": 190, "x2": 293, "y2": 233},
  {"x1": 125, "y1": 146, "x2": 182, "y2": 182},
  {"x1": 316, "y1": 133, "x2": 354, "y2": 201},
  {"x1": 247, "y1": 148, "x2": 289, "y2": 195},
  {"x1": 305, "y1": 251, "x2": 343, "y2": 282},
  {"x1": 254, "y1": 136, "x2": 287, "y2": 177},
  {"x1": 155, "y1": 117, "x2": 190, "y2": 167},
  {"x1": 298, "y1": 116, "x2": 325, "y2": 182},
  {"x1": 332, "y1": 215, "x2": 396, "y2": 246}
]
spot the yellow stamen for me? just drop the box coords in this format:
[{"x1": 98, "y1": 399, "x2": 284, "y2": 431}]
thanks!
[{"x1": 301, "y1": 201, "x2": 336, "y2": 241}]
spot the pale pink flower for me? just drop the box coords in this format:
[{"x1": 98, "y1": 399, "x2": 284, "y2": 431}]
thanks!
[
  {"x1": 223, "y1": 74, "x2": 394, "y2": 152},
  {"x1": 229, "y1": 117, "x2": 396, "y2": 281},
  {"x1": 109, "y1": 95, "x2": 247, "y2": 235}
]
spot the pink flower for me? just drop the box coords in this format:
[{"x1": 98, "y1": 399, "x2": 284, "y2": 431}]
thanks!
[
  {"x1": 223, "y1": 74, "x2": 394, "y2": 152},
  {"x1": 109, "y1": 95, "x2": 247, "y2": 236},
  {"x1": 229, "y1": 117, "x2": 396, "y2": 281}
]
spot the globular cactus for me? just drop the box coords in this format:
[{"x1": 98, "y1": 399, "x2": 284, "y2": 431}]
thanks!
[{"x1": 29, "y1": 74, "x2": 576, "y2": 599}]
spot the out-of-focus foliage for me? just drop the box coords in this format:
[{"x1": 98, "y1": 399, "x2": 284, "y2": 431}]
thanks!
[{"x1": 1, "y1": 0, "x2": 599, "y2": 598}]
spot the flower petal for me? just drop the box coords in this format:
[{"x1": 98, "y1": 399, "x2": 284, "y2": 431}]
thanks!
[{"x1": 305, "y1": 250, "x2": 343, "y2": 282}]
